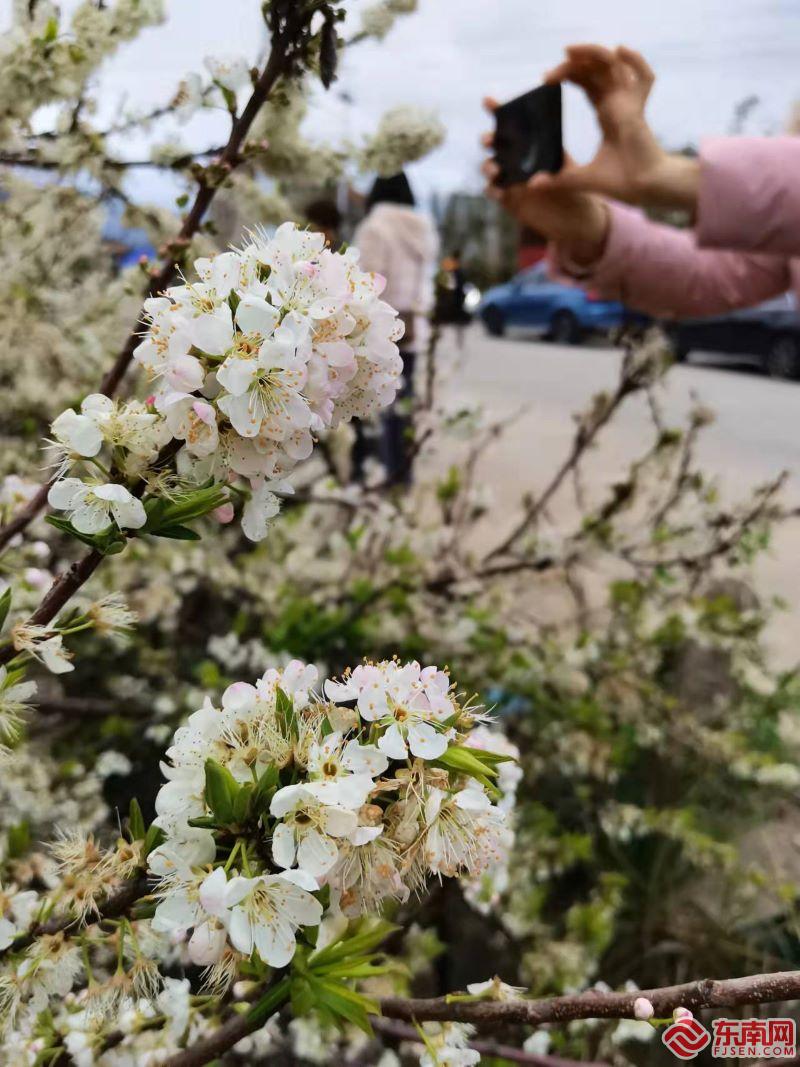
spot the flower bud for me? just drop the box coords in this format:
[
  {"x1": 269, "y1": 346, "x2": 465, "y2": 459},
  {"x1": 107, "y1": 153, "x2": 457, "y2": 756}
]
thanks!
[
  {"x1": 359, "y1": 803, "x2": 383, "y2": 826},
  {"x1": 674, "y1": 1007, "x2": 693, "y2": 1021},
  {"x1": 213, "y1": 502, "x2": 235, "y2": 524},
  {"x1": 634, "y1": 997, "x2": 654, "y2": 1020}
]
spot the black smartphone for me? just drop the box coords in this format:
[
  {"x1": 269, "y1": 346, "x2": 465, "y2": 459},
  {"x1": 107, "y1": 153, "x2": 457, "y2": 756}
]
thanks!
[{"x1": 492, "y1": 84, "x2": 563, "y2": 187}]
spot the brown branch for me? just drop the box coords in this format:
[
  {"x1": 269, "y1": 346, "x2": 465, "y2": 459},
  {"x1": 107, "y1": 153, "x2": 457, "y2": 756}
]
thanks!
[
  {"x1": 162, "y1": 1009, "x2": 258, "y2": 1067},
  {"x1": 378, "y1": 969, "x2": 800, "y2": 1027},
  {"x1": 372, "y1": 1017, "x2": 606, "y2": 1067},
  {"x1": 0, "y1": 872, "x2": 148, "y2": 960},
  {"x1": 0, "y1": 548, "x2": 104, "y2": 669},
  {"x1": 141, "y1": 969, "x2": 800, "y2": 1067},
  {"x1": 0, "y1": 40, "x2": 290, "y2": 554},
  {"x1": 98, "y1": 43, "x2": 287, "y2": 400},
  {"x1": 485, "y1": 373, "x2": 639, "y2": 564},
  {"x1": 0, "y1": 147, "x2": 225, "y2": 171}
]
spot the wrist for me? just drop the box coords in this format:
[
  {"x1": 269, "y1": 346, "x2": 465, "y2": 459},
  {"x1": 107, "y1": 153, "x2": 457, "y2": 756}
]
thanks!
[
  {"x1": 641, "y1": 152, "x2": 700, "y2": 214},
  {"x1": 560, "y1": 198, "x2": 610, "y2": 268}
]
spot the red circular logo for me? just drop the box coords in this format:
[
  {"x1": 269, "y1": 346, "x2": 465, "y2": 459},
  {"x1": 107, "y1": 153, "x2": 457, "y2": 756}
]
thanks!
[{"x1": 662, "y1": 1019, "x2": 711, "y2": 1059}]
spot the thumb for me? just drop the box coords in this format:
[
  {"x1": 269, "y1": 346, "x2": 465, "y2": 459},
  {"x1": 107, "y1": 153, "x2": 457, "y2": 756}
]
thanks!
[{"x1": 529, "y1": 160, "x2": 598, "y2": 193}]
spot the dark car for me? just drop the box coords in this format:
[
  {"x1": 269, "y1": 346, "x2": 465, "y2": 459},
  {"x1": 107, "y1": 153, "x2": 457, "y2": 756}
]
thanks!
[
  {"x1": 477, "y1": 262, "x2": 640, "y2": 344},
  {"x1": 666, "y1": 294, "x2": 800, "y2": 379}
]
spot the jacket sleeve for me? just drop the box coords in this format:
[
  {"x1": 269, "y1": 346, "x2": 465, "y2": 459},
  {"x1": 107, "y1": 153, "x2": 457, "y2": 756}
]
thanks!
[
  {"x1": 551, "y1": 201, "x2": 791, "y2": 318},
  {"x1": 698, "y1": 137, "x2": 800, "y2": 256}
]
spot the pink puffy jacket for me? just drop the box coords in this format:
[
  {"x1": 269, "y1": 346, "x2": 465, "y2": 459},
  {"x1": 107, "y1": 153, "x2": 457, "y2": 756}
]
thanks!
[{"x1": 555, "y1": 137, "x2": 800, "y2": 317}]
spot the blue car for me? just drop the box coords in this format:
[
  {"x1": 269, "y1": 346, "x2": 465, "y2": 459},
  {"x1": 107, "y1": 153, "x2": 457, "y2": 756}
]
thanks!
[{"x1": 478, "y1": 262, "x2": 637, "y2": 344}]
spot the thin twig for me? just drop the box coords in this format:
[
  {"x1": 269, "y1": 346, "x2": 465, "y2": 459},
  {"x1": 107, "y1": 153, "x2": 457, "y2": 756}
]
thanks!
[
  {"x1": 378, "y1": 969, "x2": 800, "y2": 1027},
  {"x1": 372, "y1": 1017, "x2": 607, "y2": 1067},
  {"x1": 0, "y1": 873, "x2": 148, "y2": 960},
  {"x1": 162, "y1": 1009, "x2": 258, "y2": 1067},
  {"x1": 0, "y1": 146, "x2": 225, "y2": 171},
  {"x1": 0, "y1": 548, "x2": 104, "y2": 668},
  {"x1": 484, "y1": 375, "x2": 638, "y2": 563}
]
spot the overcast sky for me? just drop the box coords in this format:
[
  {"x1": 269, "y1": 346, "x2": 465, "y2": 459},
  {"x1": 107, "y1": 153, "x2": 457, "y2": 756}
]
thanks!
[{"x1": 3, "y1": 0, "x2": 799, "y2": 206}]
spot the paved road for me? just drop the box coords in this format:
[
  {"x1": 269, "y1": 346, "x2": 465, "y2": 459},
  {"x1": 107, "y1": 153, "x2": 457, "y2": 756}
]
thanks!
[{"x1": 431, "y1": 326, "x2": 800, "y2": 664}]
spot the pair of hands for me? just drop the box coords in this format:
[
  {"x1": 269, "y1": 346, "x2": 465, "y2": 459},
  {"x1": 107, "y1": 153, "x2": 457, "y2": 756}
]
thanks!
[{"x1": 482, "y1": 45, "x2": 698, "y2": 266}]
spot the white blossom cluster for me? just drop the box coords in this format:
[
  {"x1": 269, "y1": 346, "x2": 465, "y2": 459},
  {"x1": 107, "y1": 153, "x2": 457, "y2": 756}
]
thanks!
[
  {"x1": 0, "y1": 0, "x2": 165, "y2": 138},
  {"x1": 359, "y1": 0, "x2": 419, "y2": 42},
  {"x1": 44, "y1": 223, "x2": 405, "y2": 543},
  {"x1": 136, "y1": 223, "x2": 403, "y2": 538},
  {"x1": 360, "y1": 105, "x2": 445, "y2": 177},
  {"x1": 149, "y1": 658, "x2": 515, "y2": 975},
  {"x1": 419, "y1": 1021, "x2": 481, "y2": 1067}
]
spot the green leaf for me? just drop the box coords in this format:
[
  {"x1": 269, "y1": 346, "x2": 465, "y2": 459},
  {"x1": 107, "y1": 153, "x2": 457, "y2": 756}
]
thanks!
[
  {"x1": 128, "y1": 798, "x2": 146, "y2": 841},
  {"x1": 158, "y1": 484, "x2": 228, "y2": 525},
  {"x1": 313, "y1": 959, "x2": 396, "y2": 981},
  {"x1": 247, "y1": 976, "x2": 292, "y2": 1027},
  {"x1": 308, "y1": 976, "x2": 378, "y2": 1036},
  {"x1": 275, "y1": 687, "x2": 298, "y2": 739},
  {"x1": 131, "y1": 900, "x2": 157, "y2": 921},
  {"x1": 0, "y1": 588, "x2": 11, "y2": 633},
  {"x1": 46, "y1": 514, "x2": 104, "y2": 550},
  {"x1": 460, "y1": 745, "x2": 515, "y2": 765},
  {"x1": 152, "y1": 525, "x2": 201, "y2": 541},
  {"x1": 187, "y1": 816, "x2": 219, "y2": 829},
  {"x1": 308, "y1": 919, "x2": 397, "y2": 969},
  {"x1": 290, "y1": 976, "x2": 316, "y2": 1017},
  {"x1": 2, "y1": 666, "x2": 27, "y2": 688},
  {"x1": 6, "y1": 821, "x2": 30, "y2": 859},
  {"x1": 435, "y1": 745, "x2": 500, "y2": 779},
  {"x1": 436, "y1": 465, "x2": 461, "y2": 503},
  {"x1": 45, "y1": 515, "x2": 127, "y2": 555},
  {"x1": 219, "y1": 84, "x2": 238, "y2": 113},
  {"x1": 252, "y1": 764, "x2": 279, "y2": 816},
  {"x1": 142, "y1": 823, "x2": 166, "y2": 858},
  {"x1": 234, "y1": 782, "x2": 254, "y2": 824},
  {"x1": 204, "y1": 758, "x2": 239, "y2": 824}
]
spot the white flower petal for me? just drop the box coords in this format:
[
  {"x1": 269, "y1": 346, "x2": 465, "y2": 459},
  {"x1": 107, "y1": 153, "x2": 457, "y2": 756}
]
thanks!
[
  {"x1": 227, "y1": 907, "x2": 254, "y2": 955},
  {"x1": 319, "y1": 805, "x2": 358, "y2": 837},
  {"x1": 408, "y1": 721, "x2": 449, "y2": 760},
  {"x1": 191, "y1": 306, "x2": 233, "y2": 356},
  {"x1": 272, "y1": 822, "x2": 297, "y2": 869},
  {"x1": 378, "y1": 722, "x2": 408, "y2": 760},
  {"x1": 188, "y1": 921, "x2": 226, "y2": 966},
  {"x1": 236, "y1": 295, "x2": 279, "y2": 337},
  {"x1": 297, "y1": 828, "x2": 338, "y2": 876},
  {"x1": 47, "y1": 478, "x2": 85, "y2": 511}
]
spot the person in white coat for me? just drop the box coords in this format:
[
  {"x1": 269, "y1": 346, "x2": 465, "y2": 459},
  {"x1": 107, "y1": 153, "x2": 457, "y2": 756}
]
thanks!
[{"x1": 353, "y1": 171, "x2": 439, "y2": 485}]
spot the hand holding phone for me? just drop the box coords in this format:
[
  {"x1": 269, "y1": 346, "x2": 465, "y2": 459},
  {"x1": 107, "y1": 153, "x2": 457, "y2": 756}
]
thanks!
[{"x1": 492, "y1": 84, "x2": 564, "y2": 188}]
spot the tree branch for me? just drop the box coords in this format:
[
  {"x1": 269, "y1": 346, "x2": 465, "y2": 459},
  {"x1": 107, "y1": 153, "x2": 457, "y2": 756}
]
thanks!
[
  {"x1": 0, "y1": 146, "x2": 226, "y2": 171},
  {"x1": 162, "y1": 1009, "x2": 258, "y2": 1067},
  {"x1": 378, "y1": 970, "x2": 800, "y2": 1027},
  {"x1": 0, "y1": 872, "x2": 148, "y2": 960},
  {"x1": 134, "y1": 970, "x2": 800, "y2": 1067},
  {"x1": 0, "y1": 548, "x2": 104, "y2": 668},
  {"x1": 484, "y1": 374, "x2": 638, "y2": 563},
  {"x1": 372, "y1": 1017, "x2": 607, "y2": 1067}
]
